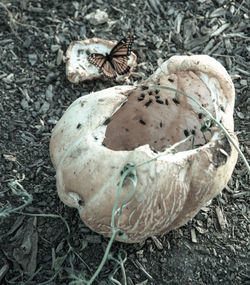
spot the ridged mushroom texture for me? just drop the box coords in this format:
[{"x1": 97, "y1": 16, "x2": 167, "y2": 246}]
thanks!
[{"x1": 50, "y1": 55, "x2": 238, "y2": 243}]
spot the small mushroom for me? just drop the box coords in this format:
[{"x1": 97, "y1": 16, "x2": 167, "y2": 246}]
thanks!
[
  {"x1": 50, "y1": 55, "x2": 238, "y2": 243},
  {"x1": 65, "y1": 38, "x2": 137, "y2": 83}
]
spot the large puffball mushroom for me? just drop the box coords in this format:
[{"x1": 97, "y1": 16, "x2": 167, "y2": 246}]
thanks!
[
  {"x1": 50, "y1": 55, "x2": 238, "y2": 243},
  {"x1": 65, "y1": 38, "x2": 137, "y2": 83}
]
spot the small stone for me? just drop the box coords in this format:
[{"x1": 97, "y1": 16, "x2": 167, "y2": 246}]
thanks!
[
  {"x1": 40, "y1": 101, "x2": 50, "y2": 113},
  {"x1": 47, "y1": 119, "x2": 58, "y2": 125},
  {"x1": 51, "y1": 44, "x2": 61, "y2": 52},
  {"x1": 56, "y1": 49, "x2": 64, "y2": 66},
  {"x1": 21, "y1": 99, "x2": 29, "y2": 110},
  {"x1": 191, "y1": 228, "x2": 198, "y2": 243},
  {"x1": 2, "y1": 73, "x2": 14, "y2": 84},
  {"x1": 34, "y1": 101, "x2": 41, "y2": 111},
  {"x1": 28, "y1": 53, "x2": 38, "y2": 66},
  {"x1": 45, "y1": 89, "x2": 54, "y2": 101},
  {"x1": 45, "y1": 72, "x2": 58, "y2": 83},
  {"x1": 236, "y1": 111, "x2": 244, "y2": 119},
  {"x1": 85, "y1": 9, "x2": 108, "y2": 25},
  {"x1": 23, "y1": 37, "x2": 32, "y2": 48},
  {"x1": 80, "y1": 26, "x2": 86, "y2": 38},
  {"x1": 212, "y1": 274, "x2": 218, "y2": 282},
  {"x1": 240, "y1": 79, "x2": 247, "y2": 86}
]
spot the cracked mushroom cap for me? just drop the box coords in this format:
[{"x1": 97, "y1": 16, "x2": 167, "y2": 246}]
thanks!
[{"x1": 50, "y1": 55, "x2": 238, "y2": 243}]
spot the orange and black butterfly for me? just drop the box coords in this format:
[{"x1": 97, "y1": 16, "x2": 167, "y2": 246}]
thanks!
[{"x1": 88, "y1": 36, "x2": 133, "y2": 78}]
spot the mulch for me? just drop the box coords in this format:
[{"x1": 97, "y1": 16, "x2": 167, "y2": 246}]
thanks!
[{"x1": 0, "y1": 1, "x2": 249, "y2": 284}]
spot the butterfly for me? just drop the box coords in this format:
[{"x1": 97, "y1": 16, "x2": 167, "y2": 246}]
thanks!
[{"x1": 88, "y1": 36, "x2": 133, "y2": 78}]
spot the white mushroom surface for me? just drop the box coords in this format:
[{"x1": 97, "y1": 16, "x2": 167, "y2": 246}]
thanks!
[{"x1": 50, "y1": 55, "x2": 238, "y2": 243}]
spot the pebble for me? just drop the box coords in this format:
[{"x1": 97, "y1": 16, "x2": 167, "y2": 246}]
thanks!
[
  {"x1": 21, "y1": 99, "x2": 29, "y2": 110},
  {"x1": 80, "y1": 26, "x2": 86, "y2": 38},
  {"x1": 45, "y1": 72, "x2": 58, "y2": 83},
  {"x1": 56, "y1": 49, "x2": 64, "y2": 66},
  {"x1": 240, "y1": 79, "x2": 247, "y2": 86},
  {"x1": 45, "y1": 89, "x2": 54, "y2": 101},
  {"x1": 2, "y1": 73, "x2": 14, "y2": 84},
  {"x1": 40, "y1": 101, "x2": 50, "y2": 113},
  {"x1": 47, "y1": 119, "x2": 57, "y2": 125},
  {"x1": 85, "y1": 9, "x2": 108, "y2": 25},
  {"x1": 34, "y1": 101, "x2": 41, "y2": 111},
  {"x1": 51, "y1": 44, "x2": 61, "y2": 52},
  {"x1": 28, "y1": 53, "x2": 38, "y2": 66},
  {"x1": 23, "y1": 37, "x2": 32, "y2": 48}
]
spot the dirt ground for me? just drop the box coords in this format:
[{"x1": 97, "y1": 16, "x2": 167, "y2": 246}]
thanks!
[{"x1": 0, "y1": 0, "x2": 249, "y2": 284}]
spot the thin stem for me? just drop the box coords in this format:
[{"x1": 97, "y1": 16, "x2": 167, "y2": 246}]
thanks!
[
  {"x1": 87, "y1": 228, "x2": 118, "y2": 285},
  {"x1": 14, "y1": 212, "x2": 70, "y2": 235}
]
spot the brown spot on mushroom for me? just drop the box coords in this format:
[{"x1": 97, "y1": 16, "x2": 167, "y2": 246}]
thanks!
[
  {"x1": 156, "y1": 99, "x2": 164, "y2": 104},
  {"x1": 103, "y1": 118, "x2": 111, "y2": 125},
  {"x1": 184, "y1": 130, "x2": 189, "y2": 137},
  {"x1": 220, "y1": 105, "x2": 225, "y2": 112},
  {"x1": 137, "y1": 93, "x2": 145, "y2": 101},
  {"x1": 172, "y1": 98, "x2": 180, "y2": 105},
  {"x1": 78, "y1": 199, "x2": 85, "y2": 206},
  {"x1": 144, "y1": 99, "x2": 153, "y2": 107}
]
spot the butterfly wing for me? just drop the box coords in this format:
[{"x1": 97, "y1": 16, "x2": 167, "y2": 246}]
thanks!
[
  {"x1": 88, "y1": 53, "x2": 106, "y2": 69},
  {"x1": 111, "y1": 56, "x2": 130, "y2": 75},
  {"x1": 88, "y1": 53, "x2": 116, "y2": 78},
  {"x1": 109, "y1": 37, "x2": 133, "y2": 75},
  {"x1": 110, "y1": 37, "x2": 133, "y2": 57},
  {"x1": 88, "y1": 36, "x2": 134, "y2": 78},
  {"x1": 101, "y1": 60, "x2": 117, "y2": 78}
]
